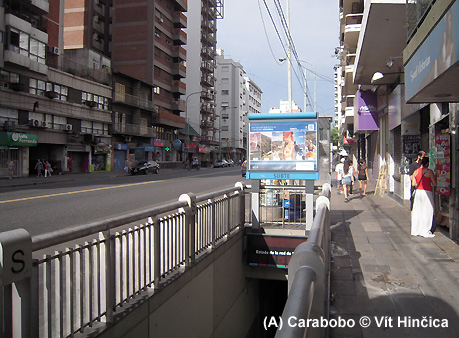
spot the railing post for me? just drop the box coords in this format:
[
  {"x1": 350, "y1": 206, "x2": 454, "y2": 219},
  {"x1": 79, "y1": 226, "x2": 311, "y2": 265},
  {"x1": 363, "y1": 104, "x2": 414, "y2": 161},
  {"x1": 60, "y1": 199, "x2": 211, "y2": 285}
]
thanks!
[
  {"x1": 226, "y1": 194, "x2": 231, "y2": 235},
  {"x1": 179, "y1": 193, "x2": 197, "y2": 267},
  {"x1": 210, "y1": 198, "x2": 216, "y2": 249},
  {"x1": 0, "y1": 229, "x2": 33, "y2": 338},
  {"x1": 235, "y1": 182, "x2": 246, "y2": 227},
  {"x1": 102, "y1": 229, "x2": 115, "y2": 323},
  {"x1": 153, "y1": 217, "x2": 161, "y2": 288}
]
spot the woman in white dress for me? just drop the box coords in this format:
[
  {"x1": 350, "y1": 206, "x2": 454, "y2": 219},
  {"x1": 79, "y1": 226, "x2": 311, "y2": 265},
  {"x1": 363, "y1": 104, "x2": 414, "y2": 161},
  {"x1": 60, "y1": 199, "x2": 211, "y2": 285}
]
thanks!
[{"x1": 411, "y1": 157, "x2": 436, "y2": 238}]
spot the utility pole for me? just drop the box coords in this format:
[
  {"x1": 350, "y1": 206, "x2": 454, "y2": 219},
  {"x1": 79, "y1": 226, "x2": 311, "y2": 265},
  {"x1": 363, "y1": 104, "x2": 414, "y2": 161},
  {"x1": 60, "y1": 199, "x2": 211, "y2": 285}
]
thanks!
[{"x1": 287, "y1": 0, "x2": 292, "y2": 114}]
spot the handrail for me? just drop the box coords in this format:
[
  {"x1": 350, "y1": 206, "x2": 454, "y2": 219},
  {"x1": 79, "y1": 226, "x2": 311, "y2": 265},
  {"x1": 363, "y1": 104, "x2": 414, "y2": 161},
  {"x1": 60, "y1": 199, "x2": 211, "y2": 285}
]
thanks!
[
  {"x1": 275, "y1": 183, "x2": 331, "y2": 338},
  {"x1": 1, "y1": 183, "x2": 250, "y2": 338}
]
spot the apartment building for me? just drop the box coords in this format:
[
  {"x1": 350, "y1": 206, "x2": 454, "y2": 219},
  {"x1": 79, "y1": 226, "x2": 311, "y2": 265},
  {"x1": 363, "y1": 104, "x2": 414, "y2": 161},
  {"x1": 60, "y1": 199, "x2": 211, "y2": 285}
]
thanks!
[
  {"x1": 215, "y1": 49, "x2": 246, "y2": 163},
  {"x1": 110, "y1": 0, "x2": 188, "y2": 167},
  {"x1": 0, "y1": 0, "x2": 112, "y2": 176},
  {"x1": 184, "y1": 0, "x2": 223, "y2": 165}
]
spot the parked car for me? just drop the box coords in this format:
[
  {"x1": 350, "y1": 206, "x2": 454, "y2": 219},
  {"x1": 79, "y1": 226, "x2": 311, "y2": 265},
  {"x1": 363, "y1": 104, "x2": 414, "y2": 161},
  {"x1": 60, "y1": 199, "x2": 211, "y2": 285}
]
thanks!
[
  {"x1": 241, "y1": 160, "x2": 247, "y2": 177},
  {"x1": 226, "y1": 159, "x2": 234, "y2": 167},
  {"x1": 130, "y1": 160, "x2": 160, "y2": 175},
  {"x1": 213, "y1": 159, "x2": 226, "y2": 168}
]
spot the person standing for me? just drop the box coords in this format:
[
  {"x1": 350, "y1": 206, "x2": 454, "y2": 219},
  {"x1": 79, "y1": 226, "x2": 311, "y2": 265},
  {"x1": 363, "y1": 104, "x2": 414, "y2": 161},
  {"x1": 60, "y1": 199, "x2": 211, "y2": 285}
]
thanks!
[
  {"x1": 342, "y1": 158, "x2": 354, "y2": 203},
  {"x1": 335, "y1": 158, "x2": 345, "y2": 195},
  {"x1": 411, "y1": 157, "x2": 436, "y2": 238},
  {"x1": 357, "y1": 159, "x2": 369, "y2": 196},
  {"x1": 7, "y1": 159, "x2": 15, "y2": 179},
  {"x1": 409, "y1": 150, "x2": 426, "y2": 218},
  {"x1": 35, "y1": 158, "x2": 43, "y2": 177}
]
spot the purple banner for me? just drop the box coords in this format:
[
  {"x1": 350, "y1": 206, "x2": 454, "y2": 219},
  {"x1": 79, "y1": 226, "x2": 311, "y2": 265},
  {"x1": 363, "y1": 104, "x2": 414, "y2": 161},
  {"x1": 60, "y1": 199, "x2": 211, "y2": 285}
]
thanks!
[{"x1": 354, "y1": 90, "x2": 379, "y2": 131}]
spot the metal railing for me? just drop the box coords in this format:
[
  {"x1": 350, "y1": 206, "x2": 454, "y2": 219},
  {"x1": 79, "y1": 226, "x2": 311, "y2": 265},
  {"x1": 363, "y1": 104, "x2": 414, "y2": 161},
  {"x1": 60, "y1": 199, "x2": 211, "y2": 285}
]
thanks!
[
  {"x1": 0, "y1": 183, "x2": 248, "y2": 338},
  {"x1": 259, "y1": 186, "x2": 309, "y2": 227},
  {"x1": 275, "y1": 183, "x2": 331, "y2": 338}
]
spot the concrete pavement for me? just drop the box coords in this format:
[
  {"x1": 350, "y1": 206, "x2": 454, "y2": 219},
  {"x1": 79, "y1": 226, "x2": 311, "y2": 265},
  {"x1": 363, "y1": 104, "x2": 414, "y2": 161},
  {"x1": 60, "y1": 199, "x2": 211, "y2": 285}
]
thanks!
[{"x1": 329, "y1": 183, "x2": 459, "y2": 337}]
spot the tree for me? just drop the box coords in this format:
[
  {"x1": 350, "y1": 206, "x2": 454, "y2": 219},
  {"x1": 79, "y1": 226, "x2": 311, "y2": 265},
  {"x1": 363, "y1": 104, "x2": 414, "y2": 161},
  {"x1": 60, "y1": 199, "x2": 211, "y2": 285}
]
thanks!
[{"x1": 331, "y1": 127, "x2": 342, "y2": 147}]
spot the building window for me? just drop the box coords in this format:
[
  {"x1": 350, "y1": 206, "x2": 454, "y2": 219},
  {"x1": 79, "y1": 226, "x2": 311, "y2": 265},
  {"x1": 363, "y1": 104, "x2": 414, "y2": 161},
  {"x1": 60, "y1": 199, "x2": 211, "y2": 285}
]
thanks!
[
  {"x1": 82, "y1": 92, "x2": 109, "y2": 110},
  {"x1": 222, "y1": 78, "x2": 229, "y2": 84},
  {"x1": 29, "y1": 78, "x2": 46, "y2": 96},
  {"x1": 10, "y1": 28, "x2": 45, "y2": 64},
  {"x1": 222, "y1": 66, "x2": 229, "y2": 72},
  {"x1": 153, "y1": 86, "x2": 161, "y2": 95},
  {"x1": 221, "y1": 90, "x2": 229, "y2": 95},
  {"x1": 221, "y1": 126, "x2": 228, "y2": 131}
]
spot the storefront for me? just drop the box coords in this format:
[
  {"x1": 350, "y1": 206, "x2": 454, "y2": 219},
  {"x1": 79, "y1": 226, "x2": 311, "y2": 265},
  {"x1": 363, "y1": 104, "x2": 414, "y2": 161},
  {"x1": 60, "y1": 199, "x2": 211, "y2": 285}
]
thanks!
[
  {"x1": 92, "y1": 145, "x2": 110, "y2": 172},
  {"x1": 0, "y1": 132, "x2": 38, "y2": 177},
  {"x1": 67, "y1": 145, "x2": 90, "y2": 173},
  {"x1": 113, "y1": 143, "x2": 128, "y2": 170},
  {"x1": 404, "y1": 2, "x2": 459, "y2": 239}
]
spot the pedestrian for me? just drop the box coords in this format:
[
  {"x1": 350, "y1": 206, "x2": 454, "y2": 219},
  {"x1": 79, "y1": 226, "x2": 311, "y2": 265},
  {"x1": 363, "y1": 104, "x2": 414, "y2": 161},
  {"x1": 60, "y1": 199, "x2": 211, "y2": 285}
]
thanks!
[
  {"x1": 7, "y1": 159, "x2": 15, "y2": 179},
  {"x1": 335, "y1": 157, "x2": 345, "y2": 195},
  {"x1": 35, "y1": 158, "x2": 43, "y2": 177},
  {"x1": 409, "y1": 150, "x2": 426, "y2": 219},
  {"x1": 411, "y1": 156, "x2": 436, "y2": 238},
  {"x1": 342, "y1": 158, "x2": 354, "y2": 203},
  {"x1": 357, "y1": 159, "x2": 369, "y2": 196},
  {"x1": 44, "y1": 160, "x2": 52, "y2": 177}
]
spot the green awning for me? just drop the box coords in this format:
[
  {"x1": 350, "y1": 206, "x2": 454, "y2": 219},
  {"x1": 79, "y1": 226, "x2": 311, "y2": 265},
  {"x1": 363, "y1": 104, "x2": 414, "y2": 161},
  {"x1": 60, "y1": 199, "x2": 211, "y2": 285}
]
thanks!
[{"x1": 0, "y1": 132, "x2": 38, "y2": 147}]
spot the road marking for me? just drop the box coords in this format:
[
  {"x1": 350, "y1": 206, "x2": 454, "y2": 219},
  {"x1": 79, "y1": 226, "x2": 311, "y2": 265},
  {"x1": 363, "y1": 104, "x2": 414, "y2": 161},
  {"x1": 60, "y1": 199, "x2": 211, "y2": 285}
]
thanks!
[{"x1": 0, "y1": 180, "x2": 164, "y2": 204}]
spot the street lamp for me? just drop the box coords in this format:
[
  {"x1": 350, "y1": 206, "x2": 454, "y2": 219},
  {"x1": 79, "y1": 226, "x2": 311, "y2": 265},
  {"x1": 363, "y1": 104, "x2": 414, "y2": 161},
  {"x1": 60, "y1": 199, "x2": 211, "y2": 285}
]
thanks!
[
  {"x1": 279, "y1": 58, "x2": 317, "y2": 112},
  {"x1": 184, "y1": 91, "x2": 204, "y2": 160}
]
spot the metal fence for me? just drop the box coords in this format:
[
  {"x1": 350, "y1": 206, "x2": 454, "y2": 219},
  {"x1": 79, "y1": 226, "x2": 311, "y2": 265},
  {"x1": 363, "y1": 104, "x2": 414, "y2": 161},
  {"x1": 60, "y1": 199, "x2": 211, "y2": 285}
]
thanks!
[
  {"x1": 275, "y1": 183, "x2": 331, "y2": 338},
  {"x1": 259, "y1": 186, "x2": 309, "y2": 227},
  {"x1": 0, "y1": 183, "x2": 248, "y2": 338}
]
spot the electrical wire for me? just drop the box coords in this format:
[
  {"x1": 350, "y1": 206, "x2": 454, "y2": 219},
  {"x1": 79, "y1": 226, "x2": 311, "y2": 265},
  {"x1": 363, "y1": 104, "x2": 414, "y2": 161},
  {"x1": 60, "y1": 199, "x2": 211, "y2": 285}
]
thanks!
[{"x1": 257, "y1": 0, "x2": 283, "y2": 65}]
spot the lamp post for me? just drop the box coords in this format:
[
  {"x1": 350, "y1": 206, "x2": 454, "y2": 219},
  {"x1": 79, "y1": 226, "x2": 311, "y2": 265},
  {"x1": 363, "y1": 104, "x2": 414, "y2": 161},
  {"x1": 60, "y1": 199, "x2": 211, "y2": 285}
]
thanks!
[
  {"x1": 185, "y1": 91, "x2": 203, "y2": 161},
  {"x1": 279, "y1": 58, "x2": 317, "y2": 112}
]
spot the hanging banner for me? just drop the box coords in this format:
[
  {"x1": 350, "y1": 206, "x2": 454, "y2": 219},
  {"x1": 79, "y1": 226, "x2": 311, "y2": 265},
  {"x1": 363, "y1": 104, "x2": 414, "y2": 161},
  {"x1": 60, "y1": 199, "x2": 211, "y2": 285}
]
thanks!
[{"x1": 435, "y1": 133, "x2": 450, "y2": 195}]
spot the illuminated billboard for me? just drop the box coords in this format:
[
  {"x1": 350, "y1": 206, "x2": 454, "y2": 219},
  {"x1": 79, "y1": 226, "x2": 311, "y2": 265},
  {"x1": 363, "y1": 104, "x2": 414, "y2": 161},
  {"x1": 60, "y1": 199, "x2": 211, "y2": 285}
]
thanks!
[{"x1": 247, "y1": 113, "x2": 319, "y2": 180}]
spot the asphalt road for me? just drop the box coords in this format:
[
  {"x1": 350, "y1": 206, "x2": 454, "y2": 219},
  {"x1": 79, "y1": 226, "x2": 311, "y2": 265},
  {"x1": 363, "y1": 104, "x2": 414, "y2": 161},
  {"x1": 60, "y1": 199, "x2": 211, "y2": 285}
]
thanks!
[{"x1": 0, "y1": 166, "x2": 248, "y2": 236}]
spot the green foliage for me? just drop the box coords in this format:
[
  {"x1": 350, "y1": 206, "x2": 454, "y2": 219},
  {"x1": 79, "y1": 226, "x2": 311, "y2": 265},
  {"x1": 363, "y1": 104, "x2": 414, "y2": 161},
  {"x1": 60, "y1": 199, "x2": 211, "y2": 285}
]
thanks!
[{"x1": 331, "y1": 127, "x2": 342, "y2": 146}]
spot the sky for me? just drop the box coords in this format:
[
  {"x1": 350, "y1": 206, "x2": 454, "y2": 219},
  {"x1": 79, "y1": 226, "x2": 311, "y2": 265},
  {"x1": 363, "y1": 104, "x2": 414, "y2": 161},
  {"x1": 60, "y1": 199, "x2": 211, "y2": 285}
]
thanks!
[{"x1": 216, "y1": 0, "x2": 339, "y2": 116}]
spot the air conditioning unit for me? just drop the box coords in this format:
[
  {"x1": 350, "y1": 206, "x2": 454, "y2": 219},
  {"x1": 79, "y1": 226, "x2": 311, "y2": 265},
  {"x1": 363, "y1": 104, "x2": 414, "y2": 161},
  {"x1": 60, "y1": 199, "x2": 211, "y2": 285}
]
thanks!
[
  {"x1": 41, "y1": 121, "x2": 48, "y2": 128},
  {"x1": 125, "y1": 136, "x2": 132, "y2": 142},
  {"x1": 45, "y1": 91, "x2": 59, "y2": 99},
  {"x1": 94, "y1": 136, "x2": 101, "y2": 144},
  {"x1": 86, "y1": 101, "x2": 97, "y2": 108},
  {"x1": 29, "y1": 119, "x2": 41, "y2": 127},
  {"x1": 66, "y1": 124, "x2": 73, "y2": 131},
  {"x1": 48, "y1": 46, "x2": 60, "y2": 55},
  {"x1": 9, "y1": 83, "x2": 24, "y2": 92}
]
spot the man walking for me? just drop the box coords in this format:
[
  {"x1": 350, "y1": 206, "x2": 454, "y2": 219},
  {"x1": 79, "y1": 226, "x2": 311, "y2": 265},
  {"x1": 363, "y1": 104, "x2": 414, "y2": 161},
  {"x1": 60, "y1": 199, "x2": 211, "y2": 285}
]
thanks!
[
  {"x1": 335, "y1": 158, "x2": 345, "y2": 195},
  {"x1": 35, "y1": 158, "x2": 44, "y2": 177}
]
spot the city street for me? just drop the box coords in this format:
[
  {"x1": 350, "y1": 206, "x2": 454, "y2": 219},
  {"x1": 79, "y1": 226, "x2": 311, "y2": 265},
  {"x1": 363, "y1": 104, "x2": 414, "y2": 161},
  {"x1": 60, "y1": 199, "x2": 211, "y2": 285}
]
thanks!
[{"x1": 0, "y1": 166, "x2": 247, "y2": 236}]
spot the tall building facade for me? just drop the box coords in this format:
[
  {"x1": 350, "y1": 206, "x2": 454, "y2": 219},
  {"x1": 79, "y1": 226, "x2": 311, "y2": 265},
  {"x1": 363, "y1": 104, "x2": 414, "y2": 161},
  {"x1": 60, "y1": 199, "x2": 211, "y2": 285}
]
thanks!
[
  {"x1": 184, "y1": 0, "x2": 223, "y2": 165},
  {"x1": 0, "y1": 0, "x2": 112, "y2": 176},
  {"x1": 215, "y1": 49, "x2": 245, "y2": 162},
  {"x1": 110, "y1": 0, "x2": 187, "y2": 166}
]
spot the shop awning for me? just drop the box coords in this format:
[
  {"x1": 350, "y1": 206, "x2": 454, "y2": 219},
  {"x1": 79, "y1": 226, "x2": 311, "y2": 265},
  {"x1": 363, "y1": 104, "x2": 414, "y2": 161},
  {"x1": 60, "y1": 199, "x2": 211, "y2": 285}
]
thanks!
[{"x1": 0, "y1": 132, "x2": 38, "y2": 147}]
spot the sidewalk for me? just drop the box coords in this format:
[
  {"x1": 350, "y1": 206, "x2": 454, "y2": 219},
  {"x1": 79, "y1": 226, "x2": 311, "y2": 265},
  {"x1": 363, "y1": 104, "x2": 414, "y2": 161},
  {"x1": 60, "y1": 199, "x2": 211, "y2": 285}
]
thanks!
[{"x1": 329, "y1": 183, "x2": 459, "y2": 337}]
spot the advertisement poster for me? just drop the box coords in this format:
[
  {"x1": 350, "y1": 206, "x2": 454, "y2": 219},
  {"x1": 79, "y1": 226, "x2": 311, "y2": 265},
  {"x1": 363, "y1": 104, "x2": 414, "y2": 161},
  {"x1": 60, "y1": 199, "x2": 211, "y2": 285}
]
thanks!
[
  {"x1": 249, "y1": 121, "x2": 317, "y2": 172},
  {"x1": 435, "y1": 133, "x2": 450, "y2": 195}
]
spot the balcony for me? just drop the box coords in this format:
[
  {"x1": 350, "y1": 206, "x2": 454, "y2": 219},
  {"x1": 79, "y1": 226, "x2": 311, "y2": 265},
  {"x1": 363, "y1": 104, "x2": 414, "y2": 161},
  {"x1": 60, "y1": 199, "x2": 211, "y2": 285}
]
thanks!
[
  {"x1": 172, "y1": 46, "x2": 186, "y2": 60},
  {"x1": 171, "y1": 63, "x2": 186, "y2": 78},
  {"x1": 172, "y1": 0, "x2": 187, "y2": 12},
  {"x1": 172, "y1": 11, "x2": 187, "y2": 28},
  {"x1": 113, "y1": 92, "x2": 157, "y2": 112},
  {"x1": 31, "y1": 0, "x2": 49, "y2": 13},
  {"x1": 171, "y1": 80, "x2": 186, "y2": 95},
  {"x1": 113, "y1": 123, "x2": 156, "y2": 138},
  {"x1": 172, "y1": 99, "x2": 186, "y2": 112},
  {"x1": 172, "y1": 28, "x2": 187, "y2": 45},
  {"x1": 154, "y1": 111, "x2": 186, "y2": 129},
  {"x1": 200, "y1": 47, "x2": 215, "y2": 60},
  {"x1": 201, "y1": 75, "x2": 214, "y2": 87},
  {"x1": 344, "y1": 13, "x2": 362, "y2": 49}
]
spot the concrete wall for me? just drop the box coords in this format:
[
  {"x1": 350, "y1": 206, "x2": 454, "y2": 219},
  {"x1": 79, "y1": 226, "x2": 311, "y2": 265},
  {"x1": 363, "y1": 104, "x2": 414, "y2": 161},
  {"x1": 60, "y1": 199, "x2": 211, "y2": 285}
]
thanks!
[{"x1": 97, "y1": 230, "x2": 259, "y2": 338}]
